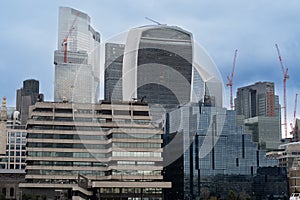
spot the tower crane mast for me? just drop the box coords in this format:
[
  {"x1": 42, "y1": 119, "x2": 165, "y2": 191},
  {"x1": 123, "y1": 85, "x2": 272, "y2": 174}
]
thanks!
[
  {"x1": 275, "y1": 44, "x2": 289, "y2": 138},
  {"x1": 62, "y1": 12, "x2": 80, "y2": 63},
  {"x1": 226, "y1": 49, "x2": 238, "y2": 110},
  {"x1": 291, "y1": 93, "x2": 298, "y2": 133}
]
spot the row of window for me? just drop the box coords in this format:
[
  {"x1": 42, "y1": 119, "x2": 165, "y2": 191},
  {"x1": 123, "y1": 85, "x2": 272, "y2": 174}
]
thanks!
[
  {"x1": 29, "y1": 125, "x2": 110, "y2": 131},
  {"x1": 111, "y1": 169, "x2": 161, "y2": 176},
  {"x1": 27, "y1": 151, "x2": 108, "y2": 158},
  {"x1": 112, "y1": 151, "x2": 161, "y2": 158},
  {"x1": 27, "y1": 133, "x2": 160, "y2": 140},
  {"x1": 27, "y1": 142, "x2": 106, "y2": 149},
  {"x1": 117, "y1": 161, "x2": 155, "y2": 166},
  {"x1": 7, "y1": 145, "x2": 26, "y2": 150},
  {"x1": 7, "y1": 151, "x2": 26, "y2": 156},
  {"x1": 0, "y1": 163, "x2": 25, "y2": 170},
  {"x1": 34, "y1": 107, "x2": 149, "y2": 115},
  {"x1": 112, "y1": 142, "x2": 161, "y2": 149},
  {"x1": 28, "y1": 151, "x2": 162, "y2": 158},
  {"x1": 27, "y1": 169, "x2": 105, "y2": 176},
  {"x1": 33, "y1": 116, "x2": 150, "y2": 123},
  {"x1": 8, "y1": 137, "x2": 26, "y2": 144},
  {"x1": 33, "y1": 110, "x2": 148, "y2": 117},
  {"x1": 28, "y1": 161, "x2": 107, "y2": 167},
  {"x1": 112, "y1": 133, "x2": 161, "y2": 139},
  {"x1": 7, "y1": 132, "x2": 26, "y2": 137},
  {"x1": 99, "y1": 187, "x2": 162, "y2": 194},
  {"x1": 27, "y1": 133, "x2": 106, "y2": 140}
]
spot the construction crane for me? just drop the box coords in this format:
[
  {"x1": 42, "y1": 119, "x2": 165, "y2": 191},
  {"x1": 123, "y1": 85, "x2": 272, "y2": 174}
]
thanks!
[
  {"x1": 290, "y1": 93, "x2": 298, "y2": 133},
  {"x1": 275, "y1": 44, "x2": 289, "y2": 138},
  {"x1": 62, "y1": 12, "x2": 80, "y2": 63},
  {"x1": 226, "y1": 49, "x2": 238, "y2": 110}
]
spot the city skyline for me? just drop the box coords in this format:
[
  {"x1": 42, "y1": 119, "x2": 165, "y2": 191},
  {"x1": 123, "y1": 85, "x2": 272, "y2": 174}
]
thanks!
[{"x1": 1, "y1": 1, "x2": 300, "y2": 135}]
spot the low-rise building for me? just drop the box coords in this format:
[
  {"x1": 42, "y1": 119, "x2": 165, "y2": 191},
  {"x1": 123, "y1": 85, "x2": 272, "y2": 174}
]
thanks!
[
  {"x1": 0, "y1": 98, "x2": 26, "y2": 200},
  {"x1": 20, "y1": 100, "x2": 171, "y2": 199}
]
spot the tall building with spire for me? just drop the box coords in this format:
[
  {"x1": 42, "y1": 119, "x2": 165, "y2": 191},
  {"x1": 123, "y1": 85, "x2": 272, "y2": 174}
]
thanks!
[{"x1": 54, "y1": 7, "x2": 100, "y2": 103}]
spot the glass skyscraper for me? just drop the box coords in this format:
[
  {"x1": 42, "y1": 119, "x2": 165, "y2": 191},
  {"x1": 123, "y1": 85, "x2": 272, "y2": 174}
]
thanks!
[
  {"x1": 234, "y1": 82, "x2": 281, "y2": 150},
  {"x1": 102, "y1": 25, "x2": 223, "y2": 125},
  {"x1": 122, "y1": 25, "x2": 223, "y2": 110},
  {"x1": 104, "y1": 43, "x2": 125, "y2": 101},
  {"x1": 54, "y1": 7, "x2": 100, "y2": 103},
  {"x1": 235, "y1": 82, "x2": 280, "y2": 118},
  {"x1": 163, "y1": 103, "x2": 278, "y2": 199}
]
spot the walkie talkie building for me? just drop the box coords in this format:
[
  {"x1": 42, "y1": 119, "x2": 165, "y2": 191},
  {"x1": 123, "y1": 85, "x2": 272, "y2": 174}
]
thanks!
[{"x1": 104, "y1": 25, "x2": 223, "y2": 120}]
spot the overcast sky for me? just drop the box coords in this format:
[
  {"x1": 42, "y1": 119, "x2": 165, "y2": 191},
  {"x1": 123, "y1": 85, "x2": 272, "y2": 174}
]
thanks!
[{"x1": 1, "y1": 0, "x2": 300, "y2": 135}]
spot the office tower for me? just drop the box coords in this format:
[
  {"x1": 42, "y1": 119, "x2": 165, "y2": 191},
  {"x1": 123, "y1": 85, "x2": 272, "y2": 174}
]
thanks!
[
  {"x1": 235, "y1": 82, "x2": 279, "y2": 118},
  {"x1": 121, "y1": 25, "x2": 222, "y2": 112},
  {"x1": 104, "y1": 43, "x2": 125, "y2": 100},
  {"x1": 54, "y1": 7, "x2": 100, "y2": 103},
  {"x1": 243, "y1": 116, "x2": 281, "y2": 149},
  {"x1": 234, "y1": 82, "x2": 281, "y2": 149},
  {"x1": 20, "y1": 101, "x2": 171, "y2": 199},
  {"x1": 163, "y1": 103, "x2": 278, "y2": 199},
  {"x1": 291, "y1": 118, "x2": 300, "y2": 141},
  {"x1": 16, "y1": 79, "x2": 40, "y2": 125}
]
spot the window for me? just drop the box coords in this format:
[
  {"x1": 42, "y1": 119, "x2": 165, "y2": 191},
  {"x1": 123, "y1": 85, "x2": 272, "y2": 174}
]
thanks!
[
  {"x1": 2, "y1": 188, "x2": 6, "y2": 196},
  {"x1": 10, "y1": 188, "x2": 14, "y2": 197},
  {"x1": 133, "y1": 111, "x2": 149, "y2": 116},
  {"x1": 114, "y1": 110, "x2": 131, "y2": 115}
]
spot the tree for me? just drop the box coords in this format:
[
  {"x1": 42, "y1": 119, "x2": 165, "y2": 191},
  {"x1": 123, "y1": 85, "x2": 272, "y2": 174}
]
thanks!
[
  {"x1": 238, "y1": 191, "x2": 251, "y2": 200},
  {"x1": 0, "y1": 193, "x2": 5, "y2": 200},
  {"x1": 227, "y1": 190, "x2": 237, "y2": 200},
  {"x1": 200, "y1": 188, "x2": 210, "y2": 200}
]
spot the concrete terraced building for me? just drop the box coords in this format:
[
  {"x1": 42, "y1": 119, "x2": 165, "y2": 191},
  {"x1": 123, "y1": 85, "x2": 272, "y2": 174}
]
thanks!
[{"x1": 20, "y1": 101, "x2": 171, "y2": 199}]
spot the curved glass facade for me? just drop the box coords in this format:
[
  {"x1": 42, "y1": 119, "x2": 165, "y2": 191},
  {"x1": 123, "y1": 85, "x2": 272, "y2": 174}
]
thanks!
[{"x1": 54, "y1": 7, "x2": 100, "y2": 103}]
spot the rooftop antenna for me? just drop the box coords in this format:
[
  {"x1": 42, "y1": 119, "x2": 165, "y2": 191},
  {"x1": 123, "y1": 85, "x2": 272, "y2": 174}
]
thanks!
[{"x1": 145, "y1": 17, "x2": 162, "y2": 25}]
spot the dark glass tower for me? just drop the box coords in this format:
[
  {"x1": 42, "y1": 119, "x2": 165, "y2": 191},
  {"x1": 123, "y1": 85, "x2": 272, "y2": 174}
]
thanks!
[
  {"x1": 123, "y1": 26, "x2": 193, "y2": 112},
  {"x1": 137, "y1": 27, "x2": 193, "y2": 109},
  {"x1": 16, "y1": 79, "x2": 40, "y2": 125},
  {"x1": 104, "y1": 43, "x2": 125, "y2": 100},
  {"x1": 163, "y1": 103, "x2": 279, "y2": 199}
]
